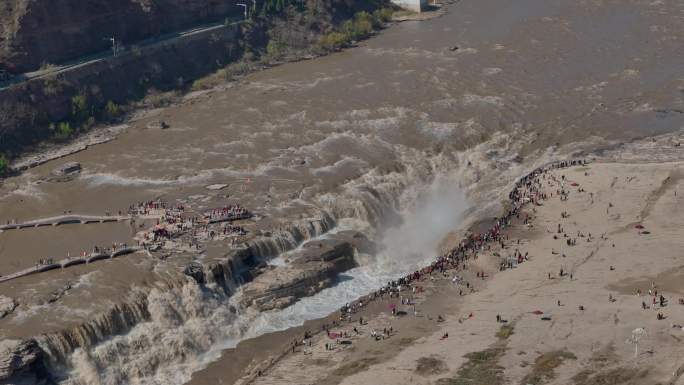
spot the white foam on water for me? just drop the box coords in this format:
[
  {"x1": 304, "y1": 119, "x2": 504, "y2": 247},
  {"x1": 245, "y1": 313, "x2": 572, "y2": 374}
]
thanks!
[
  {"x1": 212, "y1": 140, "x2": 256, "y2": 150},
  {"x1": 462, "y1": 93, "x2": 505, "y2": 107},
  {"x1": 456, "y1": 47, "x2": 478, "y2": 55},
  {"x1": 483, "y1": 67, "x2": 503, "y2": 76},
  {"x1": 266, "y1": 256, "x2": 287, "y2": 267},
  {"x1": 80, "y1": 173, "x2": 205, "y2": 187},
  {"x1": 232, "y1": 175, "x2": 470, "y2": 343},
  {"x1": 0, "y1": 177, "x2": 48, "y2": 201},
  {"x1": 57, "y1": 129, "x2": 582, "y2": 385},
  {"x1": 190, "y1": 176, "x2": 469, "y2": 383},
  {"x1": 72, "y1": 271, "x2": 101, "y2": 289},
  {"x1": 418, "y1": 119, "x2": 482, "y2": 141},
  {"x1": 340, "y1": 109, "x2": 372, "y2": 119},
  {"x1": 432, "y1": 98, "x2": 460, "y2": 108},
  {"x1": 312, "y1": 156, "x2": 369, "y2": 176},
  {"x1": 59, "y1": 153, "x2": 472, "y2": 385},
  {"x1": 418, "y1": 121, "x2": 462, "y2": 140},
  {"x1": 268, "y1": 73, "x2": 353, "y2": 91},
  {"x1": 80, "y1": 164, "x2": 278, "y2": 187}
]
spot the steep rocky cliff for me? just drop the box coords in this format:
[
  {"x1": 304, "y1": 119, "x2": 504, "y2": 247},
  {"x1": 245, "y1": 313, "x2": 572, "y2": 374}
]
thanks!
[
  {"x1": 0, "y1": 0, "x2": 387, "y2": 74},
  {"x1": 0, "y1": 0, "x2": 241, "y2": 73},
  {"x1": 0, "y1": 0, "x2": 391, "y2": 157},
  {"x1": 0, "y1": 24, "x2": 242, "y2": 155}
]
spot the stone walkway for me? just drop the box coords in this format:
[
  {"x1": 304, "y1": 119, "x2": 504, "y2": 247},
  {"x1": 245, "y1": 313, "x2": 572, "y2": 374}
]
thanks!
[{"x1": 0, "y1": 214, "x2": 131, "y2": 232}]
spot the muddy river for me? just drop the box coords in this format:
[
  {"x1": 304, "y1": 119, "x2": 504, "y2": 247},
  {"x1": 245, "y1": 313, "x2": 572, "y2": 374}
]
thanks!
[{"x1": 0, "y1": 0, "x2": 683, "y2": 383}]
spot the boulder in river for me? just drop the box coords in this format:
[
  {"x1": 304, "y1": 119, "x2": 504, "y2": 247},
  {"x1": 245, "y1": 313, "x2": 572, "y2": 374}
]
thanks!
[
  {"x1": 51, "y1": 162, "x2": 81, "y2": 177},
  {"x1": 0, "y1": 296, "x2": 16, "y2": 319},
  {"x1": 0, "y1": 339, "x2": 48, "y2": 384},
  {"x1": 146, "y1": 120, "x2": 170, "y2": 129},
  {"x1": 184, "y1": 262, "x2": 206, "y2": 285},
  {"x1": 240, "y1": 237, "x2": 363, "y2": 311}
]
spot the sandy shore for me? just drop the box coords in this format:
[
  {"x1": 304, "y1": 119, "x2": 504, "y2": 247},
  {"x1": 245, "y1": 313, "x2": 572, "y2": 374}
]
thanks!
[{"x1": 212, "y1": 160, "x2": 684, "y2": 385}]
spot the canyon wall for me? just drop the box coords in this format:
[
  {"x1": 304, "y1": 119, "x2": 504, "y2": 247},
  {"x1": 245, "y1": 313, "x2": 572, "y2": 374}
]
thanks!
[
  {"x1": 0, "y1": 0, "x2": 391, "y2": 157},
  {"x1": 0, "y1": 24, "x2": 242, "y2": 155},
  {"x1": 0, "y1": 0, "x2": 241, "y2": 73}
]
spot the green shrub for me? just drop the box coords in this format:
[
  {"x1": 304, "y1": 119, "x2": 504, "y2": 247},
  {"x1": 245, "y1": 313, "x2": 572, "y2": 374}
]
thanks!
[
  {"x1": 356, "y1": 11, "x2": 379, "y2": 30},
  {"x1": 0, "y1": 154, "x2": 9, "y2": 176},
  {"x1": 191, "y1": 74, "x2": 221, "y2": 91},
  {"x1": 341, "y1": 12, "x2": 375, "y2": 41},
  {"x1": 317, "y1": 32, "x2": 350, "y2": 52},
  {"x1": 316, "y1": 8, "x2": 389, "y2": 53},
  {"x1": 71, "y1": 94, "x2": 89, "y2": 121},
  {"x1": 190, "y1": 59, "x2": 254, "y2": 91},
  {"x1": 55, "y1": 122, "x2": 73, "y2": 140},
  {"x1": 373, "y1": 8, "x2": 394, "y2": 23},
  {"x1": 266, "y1": 39, "x2": 286, "y2": 59},
  {"x1": 242, "y1": 49, "x2": 256, "y2": 62},
  {"x1": 104, "y1": 100, "x2": 121, "y2": 121},
  {"x1": 43, "y1": 76, "x2": 64, "y2": 96},
  {"x1": 262, "y1": 0, "x2": 295, "y2": 14}
]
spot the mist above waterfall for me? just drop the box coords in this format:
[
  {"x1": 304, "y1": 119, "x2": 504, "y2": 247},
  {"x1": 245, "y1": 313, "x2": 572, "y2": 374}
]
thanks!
[{"x1": 378, "y1": 176, "x2": 468, "y2": 267}]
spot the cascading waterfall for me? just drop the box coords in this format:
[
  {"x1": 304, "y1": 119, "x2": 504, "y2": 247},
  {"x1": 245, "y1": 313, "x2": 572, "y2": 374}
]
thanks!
[
  {"x1": 39, "y1": 289, "x2": 151, "y2": 365},
  {"x1": 47, "y1": 130, "x2": 554, "y2": 385},
  {"x1": 243, "y1": 212, "x2": 336, "y2": 263},
  {"x1": 40, "y1": 210, "x2": 338, "y2": 384}
]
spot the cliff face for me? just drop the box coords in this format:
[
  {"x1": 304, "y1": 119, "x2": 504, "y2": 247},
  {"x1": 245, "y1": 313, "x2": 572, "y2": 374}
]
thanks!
[
  {"x1": 0, "y1": 24, "x2": 242, "y2": 155},
  {"x1": 0, "y1": 0, "x2": 240, "y2": 73},
  {"x1": 0, "y1": 0, "x2": 391, "y2": 156}
]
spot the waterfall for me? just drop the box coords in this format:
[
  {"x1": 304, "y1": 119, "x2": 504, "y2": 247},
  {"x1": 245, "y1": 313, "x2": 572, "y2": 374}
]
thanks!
[{"x1": 33, "y1": 130, "x2": 555, "y2": 385}]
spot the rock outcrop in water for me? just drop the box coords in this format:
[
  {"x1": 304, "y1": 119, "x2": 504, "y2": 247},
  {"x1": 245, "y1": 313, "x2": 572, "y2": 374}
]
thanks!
[
  {"x1": 0, "y1": 295, "x2": 17, "y2": 319},
  {"x1": 241, "y1": 232, "x2": 374, "y2": 311},
  {"x1": 0, "y1": 339, "x2": 48, "y2": 385}
]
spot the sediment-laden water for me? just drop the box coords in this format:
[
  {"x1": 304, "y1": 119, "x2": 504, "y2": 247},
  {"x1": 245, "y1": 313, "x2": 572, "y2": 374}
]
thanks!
[{"x1": 1, "y1": 0, "x2": 683, "y2": 383}]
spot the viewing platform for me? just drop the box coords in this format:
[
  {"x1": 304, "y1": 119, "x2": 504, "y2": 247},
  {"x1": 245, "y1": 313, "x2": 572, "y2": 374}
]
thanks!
[
  {"x1": 203, "y1": 206, "x2": 252, "y2": 224},
  {"x1": 206, "y1": 212, "x2": 253, "y2": 224},
  {"x1": 0, "y1": 246, "x2": 141, "y2": 284},
  {"x1": 0, "y1": 214, "x2": 131, "y2": 232}
]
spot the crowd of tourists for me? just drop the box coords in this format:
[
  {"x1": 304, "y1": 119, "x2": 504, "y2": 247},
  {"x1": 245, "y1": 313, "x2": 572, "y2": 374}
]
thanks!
[
  {"x1": 275, "y1": 160, "x2": 588, "y2": 365},
  {"x1": 132, "y1": 202, "x2": 252, "y2": 248},
  {"x1": 36, "y1": 258, "x2": 55, "y2": 266},
  {"x1": 222, "y1": 224, "x2": 247, "y2": 236},
  {"x1": 204, "y1": 205, "x2": 251, "y2": 223},
  {"x1": 129, "y1": 200, "x2": 171, "y2": 215},
  {"x1": 318, "y1": 160, "x2": 588, "y2": 342}
]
